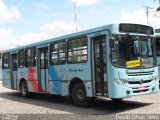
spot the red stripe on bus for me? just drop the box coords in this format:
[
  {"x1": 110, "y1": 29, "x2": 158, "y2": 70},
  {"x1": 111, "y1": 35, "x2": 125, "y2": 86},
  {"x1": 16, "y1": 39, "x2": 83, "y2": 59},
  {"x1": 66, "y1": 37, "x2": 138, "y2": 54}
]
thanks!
[{"x1": 28, "y1": 68, "x2": 39, "y2": 92}]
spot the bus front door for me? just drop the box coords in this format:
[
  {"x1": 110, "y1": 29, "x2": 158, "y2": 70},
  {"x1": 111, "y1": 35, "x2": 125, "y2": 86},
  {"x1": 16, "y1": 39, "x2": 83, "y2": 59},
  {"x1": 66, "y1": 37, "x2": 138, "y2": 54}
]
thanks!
[
  {"x1": 38, "y1": 47, "x2": 48, "y2": 92},
  {"x1": 92, "y1": 35, "x2": 108, "y2": 96},
  {"x1": 11, "y1": 53, "x2": 18, "y2": 89}
]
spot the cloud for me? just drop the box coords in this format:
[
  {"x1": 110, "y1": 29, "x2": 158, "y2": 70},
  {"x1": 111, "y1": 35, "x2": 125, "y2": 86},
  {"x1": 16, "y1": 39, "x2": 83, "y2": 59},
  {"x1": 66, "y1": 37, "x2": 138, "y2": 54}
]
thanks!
[
  {"x1": 14, "y1": 33, "x2": 46, "y2": 46},
  {"x1": 0, "y1": 20, "x2": 76, "y2": 50},
  {"x1": 73, "y1": 0, "x2": 98, "y2": 7},
  {"x1": 113, "y1": 8, "x2": 160, "y2": 28},
  {"x1": 15, "y1": 21, "x2": 76, "y2": 46},
  {"x1": 0, "y1": 28, "x2": 15, "y2": 49},
  {"x1": 0, "y1": 0, "x2": 21, "y2": 25},
  {"x1": 42, "y1": 21, "x2": 76, "y2": 37}
]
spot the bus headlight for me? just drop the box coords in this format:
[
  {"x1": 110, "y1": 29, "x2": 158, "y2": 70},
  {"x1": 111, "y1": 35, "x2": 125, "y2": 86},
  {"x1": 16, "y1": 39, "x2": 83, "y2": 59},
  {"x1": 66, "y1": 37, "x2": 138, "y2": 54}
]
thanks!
[{"x1": 116, "y1": 79, "x2": 126, "y2": 85}]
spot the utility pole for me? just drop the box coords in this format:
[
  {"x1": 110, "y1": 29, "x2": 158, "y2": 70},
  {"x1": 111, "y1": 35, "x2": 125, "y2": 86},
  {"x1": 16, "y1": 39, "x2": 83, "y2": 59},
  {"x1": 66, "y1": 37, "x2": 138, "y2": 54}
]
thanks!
[
  {"x1": 142, "y1": 6, "x2": 153, "y2": 25},
  {"x1": 73, "y1": 0, "x2": 78, "y2": 32}
]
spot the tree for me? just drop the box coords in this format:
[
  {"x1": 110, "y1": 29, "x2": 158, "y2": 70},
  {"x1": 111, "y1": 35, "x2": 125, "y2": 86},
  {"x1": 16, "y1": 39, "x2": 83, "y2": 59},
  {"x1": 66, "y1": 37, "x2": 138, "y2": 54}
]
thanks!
[
  {"x1": 154, "y1": 0, "x2": 160, "y2": 4},
  {"x1": 154, "y1": 0, "x2": 160, "y2": 12}
]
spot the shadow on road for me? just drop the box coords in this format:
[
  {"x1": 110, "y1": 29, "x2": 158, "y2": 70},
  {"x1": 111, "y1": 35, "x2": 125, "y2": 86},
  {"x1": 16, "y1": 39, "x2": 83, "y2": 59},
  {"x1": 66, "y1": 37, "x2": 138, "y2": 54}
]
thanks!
[{"x1": 0, "y1": 91, "x2": 152, "y2": 115}]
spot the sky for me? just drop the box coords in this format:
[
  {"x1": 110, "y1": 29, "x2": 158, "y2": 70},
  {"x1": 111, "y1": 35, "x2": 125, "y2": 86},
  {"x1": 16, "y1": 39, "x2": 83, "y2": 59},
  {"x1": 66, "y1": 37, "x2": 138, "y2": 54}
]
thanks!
[{"x1": 0, "y1": 0, "x2": 160, "y2": 50}]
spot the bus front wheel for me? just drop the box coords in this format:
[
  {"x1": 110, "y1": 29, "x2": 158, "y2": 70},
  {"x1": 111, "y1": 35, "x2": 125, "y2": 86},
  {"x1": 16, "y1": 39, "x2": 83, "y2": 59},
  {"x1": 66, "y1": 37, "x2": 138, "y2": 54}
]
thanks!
[
  {"x1": 20, "y1": 81, "x2": 30, "y2": 98},
  {"x1": 71, "y1": 83, "x2": 91, "y2": 107}
]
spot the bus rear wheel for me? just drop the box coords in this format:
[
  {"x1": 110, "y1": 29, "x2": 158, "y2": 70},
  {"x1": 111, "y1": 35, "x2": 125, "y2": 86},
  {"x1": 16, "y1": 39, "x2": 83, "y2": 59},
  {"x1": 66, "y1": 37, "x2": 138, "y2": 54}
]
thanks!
[
  {"x1": 20, "y1": 81, "x2": 30, "y2": 98},
  {"x1": 71, "y1": 83, "x2": 91, "y2": 107}
]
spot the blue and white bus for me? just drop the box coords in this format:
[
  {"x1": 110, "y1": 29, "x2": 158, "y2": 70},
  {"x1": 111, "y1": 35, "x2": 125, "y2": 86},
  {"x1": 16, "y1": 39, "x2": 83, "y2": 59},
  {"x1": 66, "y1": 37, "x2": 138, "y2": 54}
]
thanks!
[
  {"x1": 0, "y1": 51, "x2": 2, "y2": 81},
  {"x1": 2, "y1": 23, "x2": 159, "y2": 107},
  {"x1": 155, "y1": 28, "x2": 160, "y2": 84}
]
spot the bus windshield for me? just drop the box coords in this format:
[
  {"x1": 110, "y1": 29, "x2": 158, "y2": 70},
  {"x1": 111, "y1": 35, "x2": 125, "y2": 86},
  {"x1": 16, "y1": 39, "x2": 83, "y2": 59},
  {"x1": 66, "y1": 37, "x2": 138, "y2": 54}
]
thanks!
[{"x1": 110, "y1": 35, "x2": 156, "y2": 68}]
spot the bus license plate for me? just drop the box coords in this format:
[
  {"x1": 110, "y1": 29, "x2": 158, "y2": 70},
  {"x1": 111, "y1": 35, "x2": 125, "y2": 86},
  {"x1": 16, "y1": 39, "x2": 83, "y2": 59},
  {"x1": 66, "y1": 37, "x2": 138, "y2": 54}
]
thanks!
[{"x1": 138, "y1": 86, "x2": 146, "y2": 90}]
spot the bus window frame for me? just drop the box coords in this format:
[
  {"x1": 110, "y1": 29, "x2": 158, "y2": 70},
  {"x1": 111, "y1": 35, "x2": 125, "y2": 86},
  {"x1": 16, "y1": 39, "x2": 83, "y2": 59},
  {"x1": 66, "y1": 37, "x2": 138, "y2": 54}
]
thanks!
[
  {"x1": 18, "y1": 49, "x2": 25, "y2": 68},
  {"x1": 2, "y1": 53, "x2": 10, "y2": 69},
  {"x1": 25, "y1": 47, "x2": 36, "y2": 67},
  {"x1": 156, "y1": 38, "x2": 160, "y2": 56},
  {"x1": 67, "y1": 36, "x2": 88, "y2": 64},
  {"x1": 50, "y1": 40, "x2": 66, "y2": 65}
]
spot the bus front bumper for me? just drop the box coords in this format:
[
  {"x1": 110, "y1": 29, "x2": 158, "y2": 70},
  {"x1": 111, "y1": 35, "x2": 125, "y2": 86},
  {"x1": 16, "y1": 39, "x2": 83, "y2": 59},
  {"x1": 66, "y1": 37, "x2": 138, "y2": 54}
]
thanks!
[{"x1": 109, "y1": 80, "x2": 159, "y2": 99}]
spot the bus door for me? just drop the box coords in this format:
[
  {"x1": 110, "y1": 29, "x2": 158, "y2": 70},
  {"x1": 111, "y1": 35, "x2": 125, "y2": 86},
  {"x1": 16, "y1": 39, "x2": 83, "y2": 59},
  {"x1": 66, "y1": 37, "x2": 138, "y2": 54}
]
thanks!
[
  {"x1": 92, "y1": 35, "x2": 108, "y2": 96},
  {"x1": 11, "y1": 53, "x2": 18, "y2": 89},
  {"x1": 38, "y1": 47, "x2": 48, "y2": 92}
]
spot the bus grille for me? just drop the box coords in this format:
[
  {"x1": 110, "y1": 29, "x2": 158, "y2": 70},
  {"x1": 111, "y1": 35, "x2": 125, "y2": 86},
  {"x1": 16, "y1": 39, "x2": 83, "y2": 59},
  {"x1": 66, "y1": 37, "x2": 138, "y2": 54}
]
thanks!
[
  {"x1": 126, "y1": 71, "x2": 154, "y2": 76},
  {"x1": 133, "y1": 89, "x2": 149, "y2": 93},
  {"x1": 132, "y1": 86, "x2": 149, "y2": 93},
  {"x1": 128, "y1": 80, "x2": 152, "y2": 84}
]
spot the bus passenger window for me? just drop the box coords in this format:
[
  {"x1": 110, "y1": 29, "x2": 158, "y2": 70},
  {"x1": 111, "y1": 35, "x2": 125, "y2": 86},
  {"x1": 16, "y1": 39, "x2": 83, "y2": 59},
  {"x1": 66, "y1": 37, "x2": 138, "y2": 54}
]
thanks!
[
  {"x1": 50, "y1": 41, "x2": 66, "y2": 65},
  {"x1": 25, "y1": 48, "x2": 36, "y2": 67},
  {"x1": 2, "y1": 53, "x2": 10, "y2": 69},
  {"x1": 157, "y1": 39, "x2": 160, "y2": 56},
  {"x1": 19, "y1": 50, "x2": 25, "y2": 68},
  {"x1": 68, "y1": 37, "x2": 87, "y2": 63}
]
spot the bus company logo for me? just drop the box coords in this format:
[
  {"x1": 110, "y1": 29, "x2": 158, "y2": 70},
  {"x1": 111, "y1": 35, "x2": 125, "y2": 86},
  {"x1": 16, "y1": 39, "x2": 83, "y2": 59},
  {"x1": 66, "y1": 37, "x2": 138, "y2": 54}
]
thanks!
[
  {"x1": 2, "y1": 114, "x2": 18, "y2": 120},
  {"x1": 140, "y1": 79, "x2": 144, "y2": 84}
]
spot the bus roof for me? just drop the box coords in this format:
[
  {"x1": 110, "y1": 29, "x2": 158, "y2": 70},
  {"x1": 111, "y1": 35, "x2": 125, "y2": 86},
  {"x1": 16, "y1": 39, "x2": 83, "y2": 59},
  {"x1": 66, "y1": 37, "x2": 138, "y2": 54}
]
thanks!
[{"x1": 3, "y1": 23, "x2": 154, "y2": 53}]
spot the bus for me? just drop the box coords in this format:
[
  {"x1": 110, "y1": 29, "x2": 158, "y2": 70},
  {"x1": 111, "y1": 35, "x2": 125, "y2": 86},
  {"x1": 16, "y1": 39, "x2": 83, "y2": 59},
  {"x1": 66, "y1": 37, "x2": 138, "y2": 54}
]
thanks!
[
  {"x1": 0, "y1": 51, "x2": 2, "y2": 81},
  {"x1": 155, "y1": 28, "x2": 160, "y2": 84},
  {"x1": 2, "y1": 23, "x2": 159, "y2": 107}
]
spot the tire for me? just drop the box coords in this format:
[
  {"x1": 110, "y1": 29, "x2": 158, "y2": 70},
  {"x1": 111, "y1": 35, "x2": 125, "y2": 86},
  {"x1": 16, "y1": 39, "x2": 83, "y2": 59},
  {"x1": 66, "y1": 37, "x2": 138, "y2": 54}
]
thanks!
[
  {"x1": 20, "y1": 81, "x2": 30, "y2": 98},
  {"x1": 71, "y1": 83, "x2": 91, "y2": 107}
]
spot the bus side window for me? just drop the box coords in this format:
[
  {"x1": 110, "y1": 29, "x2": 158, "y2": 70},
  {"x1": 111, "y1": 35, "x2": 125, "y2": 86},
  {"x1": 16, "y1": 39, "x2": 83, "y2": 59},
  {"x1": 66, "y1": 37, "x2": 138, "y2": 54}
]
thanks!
[
  {"x1": 2, "y1": 53, "x2": 10, "y2": 69},
  {"x1": 25, "y1": 47, "x2": 36, "y2": 67},
  {"x1": 50, "y1": 41, "x2": 66, "y2": 65},
  {"x1": 68, "y1": 37, "x2": 87, "y2": 63},
  {"x1": 156, "y1": 39, "x2": 160, "y2": 56},
  {"x1": 19, "y1": 49, "x2": 25, "y2": 68}
]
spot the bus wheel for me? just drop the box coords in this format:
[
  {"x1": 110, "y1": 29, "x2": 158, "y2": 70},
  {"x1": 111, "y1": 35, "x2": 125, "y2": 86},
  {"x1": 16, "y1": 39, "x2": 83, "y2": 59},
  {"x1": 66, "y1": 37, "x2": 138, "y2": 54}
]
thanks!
[
  {"x1": 20, "y1": 81, "x2": 29, "y2": 97},
  {"x1": 71, "y1": 83, "x2": 91, "y2": 107},
  {"x1": 111, "y1": 98, "x2": 123, "y2": 102}
]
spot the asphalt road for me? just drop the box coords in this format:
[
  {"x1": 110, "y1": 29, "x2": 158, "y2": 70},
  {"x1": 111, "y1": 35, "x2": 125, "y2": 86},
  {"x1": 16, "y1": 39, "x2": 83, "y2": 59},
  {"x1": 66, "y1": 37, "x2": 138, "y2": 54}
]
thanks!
[{"x1": 0, "y1": 81, "x2": 160, "y2": 120}]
